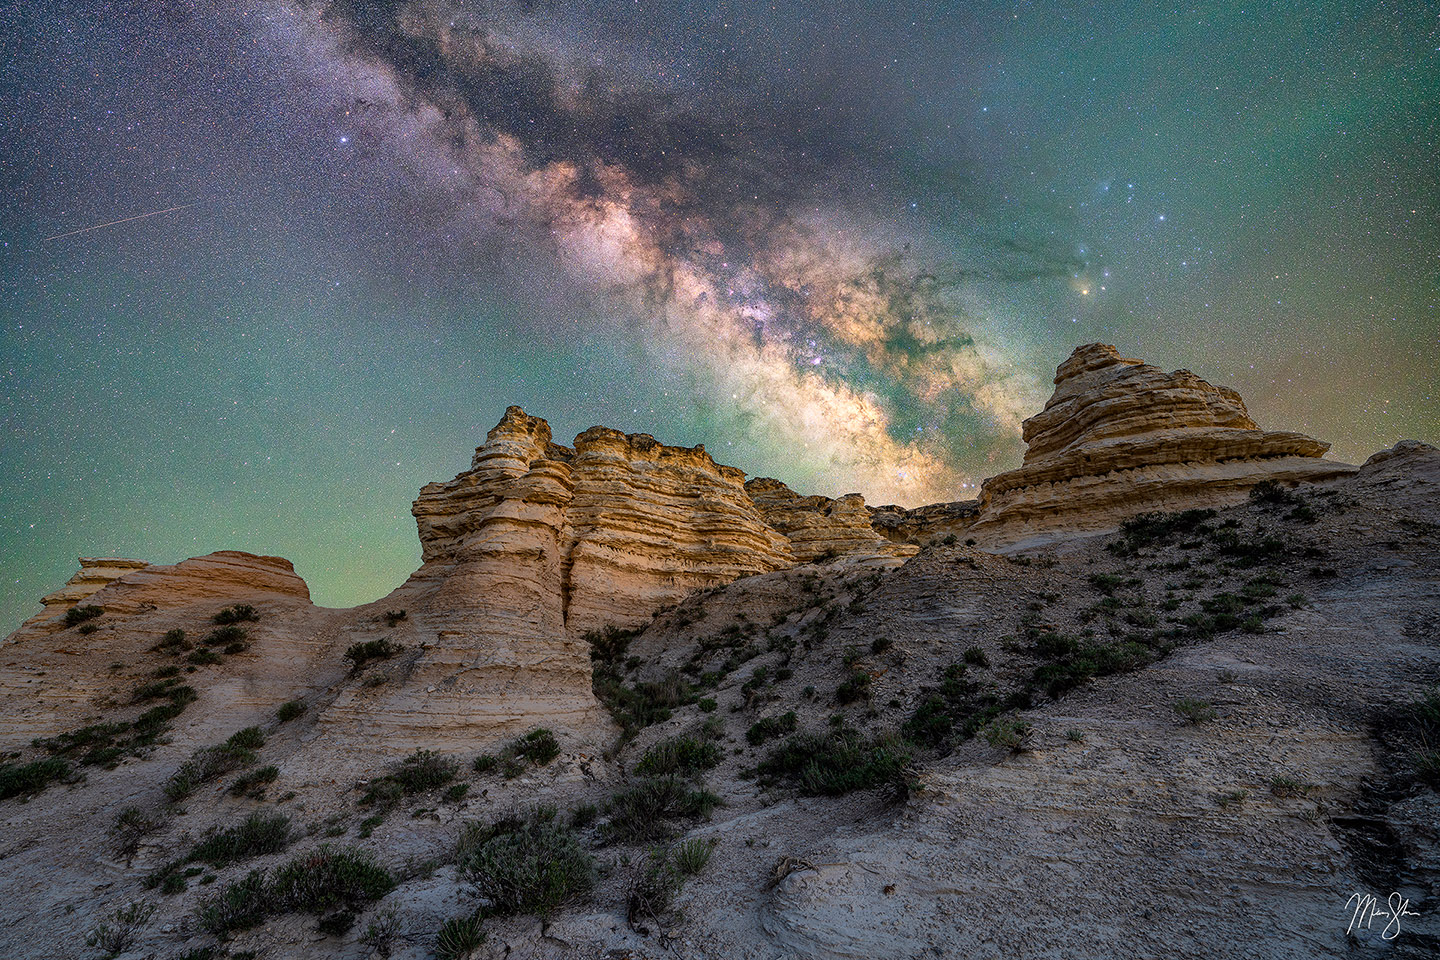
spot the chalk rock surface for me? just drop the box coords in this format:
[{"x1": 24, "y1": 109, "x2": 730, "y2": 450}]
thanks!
[
  {"x1": 11, "y1": 557, "x2": 151, "y2": 637},
  {"x1": 746, "y1": 478, "x2": 919, "y2": 563},
  {"x1": 967, "y1": 343, "x2": 1357, "y2": 537}
]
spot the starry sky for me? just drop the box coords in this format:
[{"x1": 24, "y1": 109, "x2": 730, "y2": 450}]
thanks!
[{"x1": 2, "y1": 0, "x2": 1436, "y2": 634}]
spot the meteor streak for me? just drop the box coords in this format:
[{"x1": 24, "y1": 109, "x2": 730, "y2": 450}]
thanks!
[{"x1": 39, "y1": 200, "x2": 204, "y2": 243}]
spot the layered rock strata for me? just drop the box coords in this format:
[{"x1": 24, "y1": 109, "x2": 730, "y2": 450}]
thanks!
[
  {"x1": 320, "y1": 407, "x2": 796, "y2": 743},
  {"x1": 745, "y1": 478, "x2": 919, "y2": 562},
  {"x1": 965, "y1": 343, "x2": 1358, "y2": 537},
  {"x1": 13, "y1": 557, "x2": 151, "y2": 637}
]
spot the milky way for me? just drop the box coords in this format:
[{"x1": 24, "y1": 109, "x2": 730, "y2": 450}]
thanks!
[{"x1": 2, "y1": 0, "x2": 1435, "y2": 633}]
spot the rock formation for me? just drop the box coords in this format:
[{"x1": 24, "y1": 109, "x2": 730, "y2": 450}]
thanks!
[
  {"x1": 745, "y1": 478, "x2": 919, "y2": 563},
  {"x1": 12, "y1": 557, "x2": 151, "y2": 637},
  {"x1": 964, "y1": 343, "x2": 1358, "y2": 538},
  {"x1": 319, "y1": 407, "x2": 797, "y2": 745}
]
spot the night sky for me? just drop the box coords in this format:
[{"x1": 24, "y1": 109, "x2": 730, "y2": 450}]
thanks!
[{"x1": 2, "y1": 0, "x2": 1436, "y2": 634}]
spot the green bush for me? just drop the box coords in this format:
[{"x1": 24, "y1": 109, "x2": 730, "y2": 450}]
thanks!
[
  {"x1": 213, "y1": 604, "x2": 259, "y2": 624},
  {"x1": 155, "y1": 629, "x2": 190, "y2": 652},
  {"x1": 745, "y1": 711, "x2": 798, "y2": 746},
  {"x1": 344, "y1": 638, "x2": 401, "y2": 671},
  {"x1": 835, "y1": 671, "x2": 872, "y2": 704},
  {"x1": 473, "y1": 755, "x2": 498, "y2": 774},
  {"x1": 230, "y1": 765, "x2": 280, "y2": 798},
  {"x1": 757, "y1": 729, "x2": 912, "y2": 796},
  {"x1": 982, "y1": 717, "x2": 1032, "y2": 752},
  {"x1": 435, "y1": 912, "x2": 486, "y2": 959},
  {"x1": 0, "y1": 757, "x2": 71, "y2": 801},
  {"x1": 962, "y1": 645, "x2": 990, "y2": 667},
  {"x1": 165, "y1": 739, "x2": 260, "y2": 802},
  {"x1": 1173, "y1": 698, "x2": 1218, "y2": 724},
  {"x1": 383, "y1": 609, "x2": 408, "y2": 627},
  {"x1": 227, "y1": 726, "x2": 266, "y2": 750},
  {"x1": 605, "y1": 776, "x2": 722, "y2": 842},
  {"x1": 203, "y1": 625, "x2": 247, "y2": 647},
  {"x1": 64, "y1": 605, "x2": 103, "y2": 627},
  {"x1": 189, "y1": 811, "x2": 293, "y2": 867},
  {"x1": 458, "y1": 812, "x2": 595, "y2": 917},
  {"x1": 85, "y1": 901, "x2": 155, "y2": 956},
  {"x1": 187, "y1": 648, "x2": 222, "y2": 666},
  {"x1": 362, "y1": 750, "x2": 458, "y2": 809},
  {"x1": 197, "y1": 847, "x2": 393, "y2": 934},
  {"x1": 635, "y1": 735, "x2": 723, "y2": 776},
  {"x1": 504, "y1": 728, "x2": 560, "y2": 767},
  {"x1": 592, "y1": 669, "x2": 695, "y2": 742},
  {"x1": 276, "y1": 700, "x2": 307, "y2": 722}
]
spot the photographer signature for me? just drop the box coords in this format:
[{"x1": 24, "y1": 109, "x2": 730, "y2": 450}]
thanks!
[{"x1": 1346, "y1": 891, "x2": 1421, "y2": 940}]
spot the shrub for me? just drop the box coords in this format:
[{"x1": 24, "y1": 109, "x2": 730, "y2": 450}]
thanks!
[
  {"x1": 870, "y1": 637, "x2": 893, "y2": 655},
  {"x1": 672, "y1": 836, "x2": 717, "y2": 875},
  {"x1": 190, "y1": 811, "x2": 293, "y2": 867},
  {"x1": 445, "y1": 783, "x2": 470, "y2": 803},
  {"x1": 64, "y1": 605, "x2": 103, "y2": 627},
  {"x1": 276, "y1": 700, "x2": 307, "y2": 722},
  {"x1": 230, "y1": 765, "x2": 280, "y2": 798},
  {"x1": 362, "y1": 909, "x2": 402, "y2": 958},
  {"x1": 187, "y1": 648, "x2": 221, "y2": 666},
  {"x1": 1249, "y1": 480, "x2": 1301, "y2": 505},
  {"x1": 79, "y1": 622, "x2": 100, "y2": 634},
  {"x1": 698, "y1": 697, "x2": 717, "y2": 713},
  {"x1": 383, "y1": 609, "x2": 408, "y2": 627},
  {"x1": 1173, "y1": 698, "x2": 1218, "y2": 724},
  {"x1": 213, "y1": 604, "x2": 259, "y2": 624},
  {"x1": 505, "y1": 728, "x2": 561, "y2": 767},
  {"x1": 362, "y1": 750, "x2": 458, "y2": 809},
  {"x1": 203, "y1": 625, "x2": 247, "y2": 646},
  {"x1": 458, "y1": 812, "x2": 595, "y2": 916},
  {"x1": 228, "y1": 726, "x2": 266, "y2": 750},
  {"x1": 85, "y1": 901, "x2": 155, "y2": 956},
  {"x1": 0, "y1": 757, "x2": 71, "y2": 801},
  {"x1": 165, "y1": 738, "x2": 260, "y2": 802},
  {"x1": 605, "y1": 776, "x2": 722, "y2": 842},
  {"x1": 196, "y1": 869, "x2": 271, "y2": 933},
  {"x1": 268, "y1": 846, "x2": 395, "y2": 914},
  {"x1": 436, "y1": 912, "x2": 486, "y2": 959},
  {"x1": 344, "y1": 638, "x2": 401, "y2": 670},
  {"x1": 592, "y1": 668, "x2": 695, "y2": 742},
  {"x1": 745, "y1": 712, "x2": 798, "y2": 746},
  {"x1": 112, "y1": 806, "x2": 161, "y2": 861},
  {"x1": 473, "y1": 755, "x2": 498, "y2": 773},
  {"x1": 962, "y1": 645, "x2": 989, "y2": 668},
  {"x1": 635, "y1": 735, "x2": 723, "y2": 776},
  {"x1": 155, "y1": 628, "x2": 190, "y2": 652},
  {"x1": 982, "y1": 717, "x2": 1032, "y2": 752},
  {"x1": 835, "y1": 671, "x2": 872, "y2": 704},
  {"x1": 757, "y1": 729, "x2": 912, "y2": 796}
]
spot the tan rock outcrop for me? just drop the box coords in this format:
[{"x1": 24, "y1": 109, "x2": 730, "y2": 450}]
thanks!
[
  {"x1": 745, "y1": 478, "x2": 918, "y2": 562},
  {"x1": 12, "y1": 557, "x2": 151, "y2": 637},
  {"x1": 967, "y1": 343, "x2": 1357, "y2": 537},
  {"x1": 320, "y1": 407, "x2": 795, "y2": 745}
]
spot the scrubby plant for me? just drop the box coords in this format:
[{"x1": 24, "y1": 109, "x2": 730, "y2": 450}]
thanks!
[
  {"x1": 982, "y1": 717, "x2": 1032, "y2": 753},
  {"x1": 962, "y1": 645, "x2": 990, "y2": 667},
  {"x1": 64, "y1": 605, "x2": 103, "y2": 627},
  {"x1": 230, "y1": 765, "x2": 280, "y2": 798},
  {"x1": 635, "y1": 735, "x2": 723, "y2": 776},
  {"x1": 592, "y1": 669, "x2": 696, "y2": 743},
  {"x1": 605, "y1": 776, "x2": 722, "y2": 842},
  {"x1": 745, "y1": 712, "x2": 798, "y2": 747},
  {"x1": 112, "y1": 806, "x2": 161, "y2": 862},
  {"x1": 1173, "y1": 698, "x2": 1218, "y2": 725},
  {"x1": 504, "y1": 728, "x2": 561, "y2": 767},
  {"x1": 835, "y1": 671, "x2": 872, "y2": 704},
  {"x1": 155, "y1": 628, "x2": 190, "y2": 652},
  {"x1": 0, "y1": 756, "x2": 71, "y2": 801},
  {"x1": 457, "y1": 810, "x2": 595, "y2": 917},
  {"x1": 276, "y1": 700, "x2": 307, "y2": 722},
  {"x1": 213, "y1": 604, "x2": 259, "y2": 624},
  {"x1": 472, "y1": 755, "x2": 498, "y2": 774},
  {"x1": 203, "y1": 624, "x2": 248, "y2": 647},
  {"x1": 189, "y1": 811, "x2": 293, "y2": 868},
  {"x1": 361, "y1": 909, "x2": 402, "y2": 958},
  {"x1": 383, "y1": 609, "x2": 408, "y2": 627},
  {"x1": 85, "y1": 901, "x2": 155, "y2": 957},
  {"x1": 197, "y1": 846, "x2": 393, "y2": 934},
  {"x1": 165, "y1": 730, "x2": 264, "y2": 802},
  {"x1": 435, "y1": 912, "x2": 486, "y2": 959},
  {"x1": 344, "y1": 637, "x2": 402, "y2": 671},
  {"x1": 626, "y1": 840, "x2": 717, "y2": 929},
  {"x1": 187, "y1": 648, "x2": 222, "y2": 666},
  {"x1": 757, "y1": 728, "x2": 912, "y2": 796}
]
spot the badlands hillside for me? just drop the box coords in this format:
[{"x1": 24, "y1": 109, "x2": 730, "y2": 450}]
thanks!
[{"x1": 1, "y1": 343, "x2": 1436, "y2": 959}]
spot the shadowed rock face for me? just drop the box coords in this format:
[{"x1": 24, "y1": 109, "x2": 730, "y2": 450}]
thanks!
[
  {"x1": 12, "y1": 558, "x2": 152, "y2": 636},
  {"x1": 746, "y1": 477, "x2": 919, "y2": 563},
  {"x1": 966, "y1": 343, "x2": 1358, "y2": 537}
]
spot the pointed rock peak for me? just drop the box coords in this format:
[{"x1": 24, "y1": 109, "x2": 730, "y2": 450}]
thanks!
[
  {"x1": 1053, "y1": 342, "x2": 1145, "y2": 384},
  {"x1": 488, "y1": 405, "x2": 553, "y2": 447}
]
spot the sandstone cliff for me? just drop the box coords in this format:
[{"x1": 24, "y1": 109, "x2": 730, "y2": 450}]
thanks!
[
  {"x1": 745, "y1": 478, "x2": 919, "y2": 563},
  {"x1": 12, "y1": 557, "x2": 151, "y2": 638},
  {"x1": 965, "y1": 343, "x2": 1358, "y2": 538}
]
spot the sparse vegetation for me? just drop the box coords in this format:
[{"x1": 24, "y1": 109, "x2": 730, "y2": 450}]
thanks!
[
  {"x1": 635, "y1": 735, "x2": 723, "y2": 776},
  {"x1": 982, "y1": 717, "x2": 1032, "y2": 753},
  {"x1": 383, "y1": 609, "x2": 407, "y2": 627},
  {"x1": 745, "y1": 711, "x2": 798, "y2": 746},
  {"x1": 64, "y1": 605, "x2": 103, "y2": 627},
  {"x1": 0, "y1": 756, "x2": 71, "y2": 801},
  {"x1": 85, "y1": 901, "x2": 155, "y2": 957},
  {"x1": 344, "y1": 637, "x2": 401, "y2": 671},
  {"x1": 230, "y1": 765, "x2": 280, "y2": 798},
  {"x1": 276, "y1": 700, "x2": 307, "y2": 722},
  {"x1": 112, "y1": 806, "x2": 161, "y2": 862},
  {"x1": 1173, "y1": 698, "x2": 1218, "y2": 725},
  {"x1": 165, "y1": 728, "x2": 266, "y2": 802},
  {"x1": 605, "y1": 776, "x2": 722, "y2": 842},
  {"x1": 757, "y1": 728, "x2": 912, "y2": 796},
  {"x1": 362, "y1": 750, "x2": 459, "y2": 810},
  {"x1": 504, "y1": 728, "x2": 561, "y2": 767},
  {"x1": 835, "y1": 670, "x2": 872, "y2": 704},
  {"x1": 627, "y1": 836, "x2": 717, "y2": 929},
  {"x1": 457, "y1": 808, "x2": 596, "y2": 916},
  {"x1": 214, "y1": 604, "x2": 260, "y2": 624},
  {"x1": 197, "y1": 846, "x2": 394, "y2": 933},
  {"x1": 435, "y1": 912, "x2": 486, "y2": 959}
]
